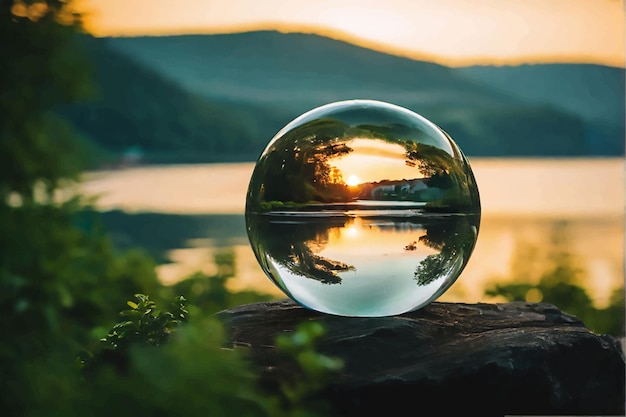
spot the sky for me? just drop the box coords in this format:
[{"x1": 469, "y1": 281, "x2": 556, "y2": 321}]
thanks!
[{"x1": 79, "y1": 0, "x2": 624, "y2": 67}]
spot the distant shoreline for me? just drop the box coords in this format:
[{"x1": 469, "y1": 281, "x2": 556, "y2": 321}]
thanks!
[
  {"x1": 79, "y1": 158, "x2": 624, "y2": 219},
  {"x1": 93, "y1": 152, "x2": 262, "y2": 171},
  {"x1": 88, "y1": 154, "x2": 625, "y2": 173}
]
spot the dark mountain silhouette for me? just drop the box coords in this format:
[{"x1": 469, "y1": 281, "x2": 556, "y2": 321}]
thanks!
[
  {"x1": 61, "y1": 31, "x2": 624, "y2": 163},
  {"x1": 105, "y1": 31, "x2": 515, "y2": 110},
  {"x1": 58, "y1": 36, "x2": 279, "y2": 163},
  {"x1": 457, "y1": 64, "x2": 625, "y2": 155}
]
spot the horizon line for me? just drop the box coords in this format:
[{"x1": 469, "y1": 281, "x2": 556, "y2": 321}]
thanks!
[{"x1": 88, "y1": 22, "x2": 626, "y2": 69}]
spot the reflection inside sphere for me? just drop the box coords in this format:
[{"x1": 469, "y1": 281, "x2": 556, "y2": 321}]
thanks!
[{"x1": 246, "y1": 99, "x2": 481, "y2": 317}]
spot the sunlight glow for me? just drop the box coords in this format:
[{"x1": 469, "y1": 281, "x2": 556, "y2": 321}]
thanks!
[
  {"x1": 346, "y1": 174, "x2": 361, "y2": 187},
  {"x1": 79, "y1": 0, "x2": 625, "y2": 67},
  {"x1": 344, "y1": 225, "x2": 359, "y2": 238},
  {"x1": 331, "y1": 138, "x2": 424, "y2": 184}
]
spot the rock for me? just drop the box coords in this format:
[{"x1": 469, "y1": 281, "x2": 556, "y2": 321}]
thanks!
[{"x1": 217, "y1": 299, "x2": 625, "y2": 416}]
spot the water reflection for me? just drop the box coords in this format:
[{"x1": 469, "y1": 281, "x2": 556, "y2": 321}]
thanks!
[
  {"x1": 413, "y1": 215, "x2": 479, "y2": 287},
  {"x1": 90, "y1": 209, "x2": 624, "y2": 335},
  {"x1": 481, "y1": 221, "x2": 625, "y2": 336},
  {"x1": 247, "y1": 212, "x2": 479, "y2": 317}
]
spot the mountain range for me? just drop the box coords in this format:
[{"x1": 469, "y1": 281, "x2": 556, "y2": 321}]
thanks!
[{"x1": 60, "y1": 30, "x2": 625, "y2": 163}]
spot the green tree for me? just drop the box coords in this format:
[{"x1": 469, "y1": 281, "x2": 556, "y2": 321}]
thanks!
[
  {"x1": 0, "y1": 0, "x2": 94, "y2": 198},
  {"x1": 0, "y1": 1, "x2": 163, "y2": 414}
]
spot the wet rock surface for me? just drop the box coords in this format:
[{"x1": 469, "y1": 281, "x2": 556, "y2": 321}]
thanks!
[{"x1": 217, "y1": 299, "x2": 625, "y2": 416}]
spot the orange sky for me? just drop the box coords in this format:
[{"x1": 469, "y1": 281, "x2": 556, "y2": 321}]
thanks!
[
  {"x1": 330, "y1": 139, "x2": 428, "y2": 185},
  {"x1": 79, "y1": 0, "x2": 624, "y2": 67}
]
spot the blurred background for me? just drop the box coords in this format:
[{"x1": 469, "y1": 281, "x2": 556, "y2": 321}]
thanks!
[{"x1": 2, "y1": 0, "x2": 624, "y2": 335}]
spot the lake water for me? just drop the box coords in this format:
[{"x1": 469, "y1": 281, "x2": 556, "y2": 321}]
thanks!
[{"x1": 79, "y1": 158, "x2": 625, "y2": 308}]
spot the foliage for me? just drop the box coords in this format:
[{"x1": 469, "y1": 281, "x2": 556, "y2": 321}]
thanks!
[
  {"x1": 488, "y1": 278, "x2": 624, "y2": 337},
  {"x1": 275, "y1": 321, "x2": 344, "y2": 413},
  {"x1": 0, "y1": 199, "x2": 163, "y2": 347},
  {"x1": 486, "y1": 232, "x2": 624, "y2": 336},
  {"x1": 71, "y1": 294, "x2": 274, "y2": 416},
  {"x1": 80, "y1": 294, "x2": 342, "y2": 417},
  {"x1": 0, "y1": 2, "x2": 166, "y2": 415},
  {"x1": 99, "y1": 294, "x2": 188, "y2": 350},
  {"x1": 0, "y1": 0, "x2": 92, "y2": 199},
  {"x1": 0, "y1": 0, "x2": 138, "y2": 401}
]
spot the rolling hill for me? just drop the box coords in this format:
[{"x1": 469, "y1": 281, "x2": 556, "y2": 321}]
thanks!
[
  {"x1": 58, "y1": 36, "x2": 279, "y2": 163},
  {"x1": 61, "y1": 31, "x2": 624, "y2": 163},
  {"x1": 457, "y1": 64, "x2": 625, "y2": 155},
  {"x1": 105, "y1": 31, "x2": 515, "y2": 110}
]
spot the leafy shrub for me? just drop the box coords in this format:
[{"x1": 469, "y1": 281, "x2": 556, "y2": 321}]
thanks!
[{"x1": 79, "y1": 294, "x2": 342, "y2": 417}]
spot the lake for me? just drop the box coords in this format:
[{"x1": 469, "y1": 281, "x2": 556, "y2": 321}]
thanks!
[{"x1": 79, "y1": 158, "x2": 624, "y2": 308}]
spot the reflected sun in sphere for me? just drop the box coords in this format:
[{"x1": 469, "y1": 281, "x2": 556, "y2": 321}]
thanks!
[
  {"x1": 346, "y1": 174, "x2": 361, "y2": 187},
  {"x1": 245, "y1": 99, "x2": 481, "y2": 317}
]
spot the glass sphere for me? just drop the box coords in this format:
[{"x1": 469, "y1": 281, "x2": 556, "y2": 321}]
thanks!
[{"x1": 246, "y1": 99, "x2": 480, "y2": 317}]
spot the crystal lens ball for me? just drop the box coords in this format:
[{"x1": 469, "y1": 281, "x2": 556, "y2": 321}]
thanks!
[{"x1": 246, "y1": 99, "x2": 481, "y2": 317}]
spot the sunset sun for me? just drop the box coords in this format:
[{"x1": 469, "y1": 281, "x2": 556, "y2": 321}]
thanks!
[{"x1": 346, "y1": 174, "x2": 361, "y2": 187}]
